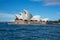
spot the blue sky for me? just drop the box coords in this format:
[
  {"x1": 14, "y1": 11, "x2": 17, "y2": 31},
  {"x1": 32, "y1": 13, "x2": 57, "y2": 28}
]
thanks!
[{"x1": 0, "y1": 0, "x2": 60, "y2": 22}]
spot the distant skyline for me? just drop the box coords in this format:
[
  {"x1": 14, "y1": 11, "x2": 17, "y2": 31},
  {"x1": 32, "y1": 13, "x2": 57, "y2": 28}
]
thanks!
[{"x1": 0, "y1": 0, "x2": 60, "y2": 22}]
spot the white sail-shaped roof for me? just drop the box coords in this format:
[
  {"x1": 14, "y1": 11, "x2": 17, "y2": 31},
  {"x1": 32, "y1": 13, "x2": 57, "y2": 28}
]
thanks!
[
  {"x1": 15, "y1": 12, "x2": 24, "y2": 19},
  {"x1": 31, "y1": 15, "x2": 41, "y2": 21},
  {"x1": 42, "y1": 18, "x2": 48, "y2": 22},
  {"x1": 15, "y1": 9, "x2": 32, "y2": 20},
  {"x1": 15, "y1": 9, "x2": 49, "y2": 21},
  {"x1": 15, "y1": 15, "x2": 20, "y2": 19},
  {"x1": 22, "y1": 9, "x2": 32, "y2": 20}
]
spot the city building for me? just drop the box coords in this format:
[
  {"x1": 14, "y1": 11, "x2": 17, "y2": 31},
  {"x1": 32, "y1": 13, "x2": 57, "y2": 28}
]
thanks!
[{"x1": 13, "y1": 9, "x2": 48, "y2": 24}]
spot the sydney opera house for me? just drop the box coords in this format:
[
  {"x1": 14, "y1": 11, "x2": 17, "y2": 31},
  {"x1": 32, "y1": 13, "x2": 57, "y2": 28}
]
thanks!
[{"x1": 13, "y1": 9, "x2": 48, "y2": 24}]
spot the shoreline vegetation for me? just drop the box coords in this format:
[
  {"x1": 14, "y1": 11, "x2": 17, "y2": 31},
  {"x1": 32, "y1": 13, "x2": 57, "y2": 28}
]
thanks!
[{"x1": 47, "y1": 20, "x2": 60, "y2": 24}]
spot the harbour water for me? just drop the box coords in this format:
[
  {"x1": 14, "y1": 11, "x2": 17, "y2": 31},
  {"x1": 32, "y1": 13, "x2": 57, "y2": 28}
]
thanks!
[{"x1": 0, "y1": 23, "x2": 60, "y2": 40}]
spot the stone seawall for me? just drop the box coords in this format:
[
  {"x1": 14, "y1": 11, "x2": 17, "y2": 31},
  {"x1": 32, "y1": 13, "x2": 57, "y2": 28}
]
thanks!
[{"x1": 11, "y1": 20, "x2": 47, "y2": 24}]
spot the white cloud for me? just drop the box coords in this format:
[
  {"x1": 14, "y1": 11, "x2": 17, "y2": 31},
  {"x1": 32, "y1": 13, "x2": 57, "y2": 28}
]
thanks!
[
  {"x1": 30, "y1": 0, "x2": 60, "y2": 6},
  {"x1": 0, "y1": 13, "x2": 16, "y2": 22},
  {"x1": 44, "y1": 0, "x2": 60, "y2": 6},
  {"x1": 56, "y1": 12, "x2": 60, "y2": 14},
  {"x1": 30, "y1": 0, "x2": 42, "y2": 2}
]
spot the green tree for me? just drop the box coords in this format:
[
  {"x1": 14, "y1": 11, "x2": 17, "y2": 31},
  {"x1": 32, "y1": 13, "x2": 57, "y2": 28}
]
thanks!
[{"x1": 58, "y1": 19, "x2": 60, "y2": 22}]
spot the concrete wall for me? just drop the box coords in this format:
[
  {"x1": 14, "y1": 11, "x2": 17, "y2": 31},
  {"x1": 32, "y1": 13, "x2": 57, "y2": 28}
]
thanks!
[{"x1": 13, "y1": 20, "x2": 47, "y2": 24}]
